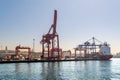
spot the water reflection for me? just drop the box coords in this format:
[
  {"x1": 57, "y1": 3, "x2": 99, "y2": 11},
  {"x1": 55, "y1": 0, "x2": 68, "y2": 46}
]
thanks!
[
  {"x1": 2, "y1": 60, "x2": 115, "y2": 80},
  {"x1": 16, "y1": 61, "x2": 111, "y2": 80},
  {"x1": 41, "y1": 62, "x2": 61, "y2": 80},
  {"x1": 81, "y1": 61, "x2": 112, "y2": 80},
  {"x1": 40, "y1": 61, "x2": 112, "y2": 80},
  {"x1": 15, "y1": 63, "x2": 32, "y2": 80},
  {"x1": 99, "y1": 61, "x2": 112, "y2": 80}
]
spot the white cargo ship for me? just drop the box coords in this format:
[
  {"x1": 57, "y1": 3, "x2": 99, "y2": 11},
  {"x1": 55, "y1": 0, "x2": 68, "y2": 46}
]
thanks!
[{"x1": 74, "y1": 37, "x2": 113, "y2": 60}]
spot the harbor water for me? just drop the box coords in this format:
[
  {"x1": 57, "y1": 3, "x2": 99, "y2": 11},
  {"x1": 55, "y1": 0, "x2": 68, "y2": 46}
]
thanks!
[{"x1": 0, "y1": 58, "x2": 120, "y2": 80}]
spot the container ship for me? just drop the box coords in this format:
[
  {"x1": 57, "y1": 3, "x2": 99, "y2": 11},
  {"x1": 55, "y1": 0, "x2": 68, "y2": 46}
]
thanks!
[{"x1": 74, "y1": 37, "x2": 113, "y2": 60}]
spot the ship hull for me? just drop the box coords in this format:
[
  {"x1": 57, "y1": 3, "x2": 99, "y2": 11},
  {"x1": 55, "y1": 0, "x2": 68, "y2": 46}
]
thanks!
[{"x1": 99, "y1": 55, "x2": 113, "y2": 60}]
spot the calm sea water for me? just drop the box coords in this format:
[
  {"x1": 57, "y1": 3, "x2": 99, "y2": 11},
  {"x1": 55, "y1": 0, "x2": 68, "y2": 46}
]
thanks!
[{"x1": 0, "y1": 58, "x2": 120, "y2": 80}]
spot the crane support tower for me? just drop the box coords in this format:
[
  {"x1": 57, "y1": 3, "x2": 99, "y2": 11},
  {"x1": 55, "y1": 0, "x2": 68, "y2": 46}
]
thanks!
[{"x1": 41, "y1": 10, "x2": 62, "y2": 60}]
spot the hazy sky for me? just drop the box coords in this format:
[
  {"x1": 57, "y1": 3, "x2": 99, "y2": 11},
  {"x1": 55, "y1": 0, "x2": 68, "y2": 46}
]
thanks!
[{"x1": 0, "y1": 0, "x2": 120, "y2": 54}]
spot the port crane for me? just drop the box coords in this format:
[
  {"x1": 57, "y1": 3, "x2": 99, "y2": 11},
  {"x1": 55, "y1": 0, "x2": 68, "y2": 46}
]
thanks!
[
  {"x1": 15, "y1": 45, "x2": 31, "y2": 60},
  {"x1": 41, "y1": 10, "x2": 62, "y2": 60}
]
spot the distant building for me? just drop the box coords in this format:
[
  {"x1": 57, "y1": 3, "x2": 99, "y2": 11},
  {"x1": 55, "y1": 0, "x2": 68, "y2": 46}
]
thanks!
[
  {"x1": 5, "y1": 46, "x2": 8, "y2": 51},
  {"x1": 113, "y1": 52, "x2": 120, "y2": 58}
]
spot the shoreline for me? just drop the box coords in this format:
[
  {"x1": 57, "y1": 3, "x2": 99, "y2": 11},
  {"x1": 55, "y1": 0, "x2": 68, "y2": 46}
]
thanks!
[{"x1": 0, "y1": 59, "x2": 112, "y2": 64}]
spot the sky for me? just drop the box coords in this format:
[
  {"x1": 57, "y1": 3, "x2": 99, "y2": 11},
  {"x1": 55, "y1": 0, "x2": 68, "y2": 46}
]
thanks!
[{"x1": 0, "y1": 0, "x2": 120, "y2": 54}]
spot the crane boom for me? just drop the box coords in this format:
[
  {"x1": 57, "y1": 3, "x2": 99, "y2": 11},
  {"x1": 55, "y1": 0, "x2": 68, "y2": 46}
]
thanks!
[
  {"x1": 47, "y1": 10, "x2": 57, "y2": 35},
  {"x1": 53, "y1": 10, "x2": 57, "y2": 35}
]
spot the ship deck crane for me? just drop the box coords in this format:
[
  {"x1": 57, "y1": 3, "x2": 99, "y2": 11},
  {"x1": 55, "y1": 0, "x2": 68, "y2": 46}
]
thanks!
[
  {"x1": 74, "y1": 37, "x2": 105, "y2": 58},
  {"x1": 41, "y1": 10, "x2": 62, "y2": 60}
]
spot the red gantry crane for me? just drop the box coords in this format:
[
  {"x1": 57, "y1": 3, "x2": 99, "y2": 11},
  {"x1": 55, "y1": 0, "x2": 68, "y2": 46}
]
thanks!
[
  {"x1": 15, "y1": 45, "x2": 31, "y2": 60},
  {"x1": 41, "y1": 10, "x2": 62, "y2": 60}
]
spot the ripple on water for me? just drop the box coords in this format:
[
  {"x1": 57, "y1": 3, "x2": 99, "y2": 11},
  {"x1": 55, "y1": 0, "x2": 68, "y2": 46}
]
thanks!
[{"x1": 0, "y1": 59, "x2": 119, "y2": 80}]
